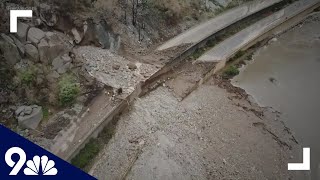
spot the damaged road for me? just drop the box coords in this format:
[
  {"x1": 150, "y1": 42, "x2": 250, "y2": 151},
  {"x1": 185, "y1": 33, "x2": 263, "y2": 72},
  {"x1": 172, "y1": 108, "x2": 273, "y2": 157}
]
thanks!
[{"x1": 89, "y1": 76, "x2": 306, "y2": 179}]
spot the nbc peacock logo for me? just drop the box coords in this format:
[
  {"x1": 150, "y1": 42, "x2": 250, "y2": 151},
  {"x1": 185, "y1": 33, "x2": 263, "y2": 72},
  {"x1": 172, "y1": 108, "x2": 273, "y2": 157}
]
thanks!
[
  {"x1": 5, "y1": 147, "x2": 58, "y2": 176},
  {"x1": 24, "y1": 155, "x2": 58, "y2": 176}
]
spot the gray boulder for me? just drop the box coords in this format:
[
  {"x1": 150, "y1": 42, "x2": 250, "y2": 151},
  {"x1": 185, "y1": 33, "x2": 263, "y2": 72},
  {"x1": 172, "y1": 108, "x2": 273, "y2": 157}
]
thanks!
[
  {"x1": 15, "y1": 106, "x2": 27, "y2": 116},
  {"x1": 9, "y1": 35, "x2": 25, "y2": 56},
  {"x1": 0, "y1": 34, "x2": 21, "y2": 65},
  {"x1": 81, "y1": 20, "x2": 120, "y2": 51},
  {"x1": 95, "y1": 22, "x2": 111, "y2": 49},
  {"x1": 27, "y1": 27, "x2": 45, "y2": 45},
  {"x1": 61, "y1": 53, "x2": 72, "y2": 63},
  {"x1": 127, "y1": 62, "x2": 137, "y2": 70},
  {"x1": 57, "y1": 62, "x2": 71, "y2": 74},
  {"x1": 52, "y1": 56, "x2": 64, "y2": 70},
  {"x1": 16, "y1": 22, "x2": 29, "y2": 43},
  {"x1": 46, "y1": 70, "x2": 60, "y2": 82},
  {"x1": 1, "y1": 33, "x2": 14, "y2": 44},
  {"x1": 38, "y1": 32, "x2": 67, "y2": 65},
  {"x1": 52, "y1": 54, "x2": 72, "y2": 74},
  {"x1": 38, "y1": 39, "x2": 50, "y2": 64},
  {"x1": 16, "y1": 105, "x2": 43, "y2": 130},
  {"x1": 23, "y1": 106, "x2": 33, "y2": 115},
  {"x1": 71, "y1": 28, "x2": 82, "y2": 44},
  {"x1": 25, "y1": 44, "x2": 39, "y2": 62}
]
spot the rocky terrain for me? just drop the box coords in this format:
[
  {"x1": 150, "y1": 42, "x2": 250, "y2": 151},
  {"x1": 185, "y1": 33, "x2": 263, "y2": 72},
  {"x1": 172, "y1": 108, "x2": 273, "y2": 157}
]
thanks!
[
  {"x1": 0, "y1": 0, "x2": 251, "y2": 149},
  {"x1": 1, "y1": 0, "x2": 314, "y2": 179}
]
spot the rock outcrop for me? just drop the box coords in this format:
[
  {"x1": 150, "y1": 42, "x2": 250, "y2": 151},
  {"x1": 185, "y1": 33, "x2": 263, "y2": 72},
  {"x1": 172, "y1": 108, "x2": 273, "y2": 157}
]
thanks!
[
  {"x1": 25, "y1": 44, "x2": 39, "y2": 62},
  {"x1": 38, "y1": 32, "x2": 70, "y2": 65},
  {"x1": 16, "y1": 22, "x2": 30, "y2": 43},
  {"x1": 0, "y1": 34, "x2": 21, "y2": 65},
  {"x1": 9, "y1": 35, "x2": 25, "y2": 56},
  {"x1": 27, "y1": 27, "x2": 45, "y2": 45},
  {"x1": 52, "y1": 54, "x2": 73, "y2": 74},
  {"x1": 81, "y1": 20, "x2": 121, "y2": 51},
  {"x1": 15, "y1": 105, "x2": 43, "y2": 130},
  {"x1": 71, "y1": 28, "x2": 83, "y2": 44}
]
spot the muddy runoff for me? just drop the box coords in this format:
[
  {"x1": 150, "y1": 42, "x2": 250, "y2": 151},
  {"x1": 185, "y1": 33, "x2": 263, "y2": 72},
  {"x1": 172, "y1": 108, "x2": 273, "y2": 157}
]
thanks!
[{"x1": 232, "y1": 13, "x2": 320, "y2": 179}]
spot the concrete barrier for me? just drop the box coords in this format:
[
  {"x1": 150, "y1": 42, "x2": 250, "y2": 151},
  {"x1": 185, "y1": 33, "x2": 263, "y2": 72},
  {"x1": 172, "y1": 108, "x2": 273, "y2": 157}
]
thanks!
[
  {"x1": 157, "y1": 0, "x2": 283, "y2": 51},
  {"x1": 53, "y1": 0, "x2": 318, "y2": 162},
  {"x1": 197, "y1": 0, "x2": 320, "y2": 63},
  {"x1": 51, "y1": 81, "x2": 144, "y2": 161}
]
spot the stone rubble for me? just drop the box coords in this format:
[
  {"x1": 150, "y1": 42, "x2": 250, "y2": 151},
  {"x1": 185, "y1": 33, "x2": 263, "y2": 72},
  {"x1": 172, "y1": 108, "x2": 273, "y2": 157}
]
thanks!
[
  {"x1": 15, "y1": 105, "x2": 43, "y2": 130},
  {"x1": 75, "y1": 46, "x2": 158, "y2": 93}
]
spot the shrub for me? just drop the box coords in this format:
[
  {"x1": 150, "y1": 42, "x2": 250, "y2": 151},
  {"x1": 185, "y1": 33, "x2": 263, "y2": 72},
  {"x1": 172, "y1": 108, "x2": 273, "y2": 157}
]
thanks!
[
  {"x1": 42, "y1": 106, "x2": 50, "y2": 120},
  {"x1": 233, "y1": 50, "x2": 245, "y2": 59},
  {"x1": 191, "y1": 48, "x2": 206, "y2": 59},
  {"x1": 71, "y1": 139, "x2": 100, "y2": 170},
  {"x1": 71, "y1": 118, "x2": 117, "y2": 171},
  {"x1": 19, "y1": 69, "x2": 36, "y2": 86},
  {"x1": 224, "y1": 65, "x2": 239, "y2": 77},
  {"x1": 58, "y1": 75, "x2": 80, "y2": 106}
]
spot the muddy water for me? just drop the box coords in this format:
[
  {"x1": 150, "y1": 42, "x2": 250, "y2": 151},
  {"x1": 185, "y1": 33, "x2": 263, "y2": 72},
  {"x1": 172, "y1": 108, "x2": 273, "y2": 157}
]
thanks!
[{"x1": 232, "y1": 14, "x2": 320, "y2": 179}]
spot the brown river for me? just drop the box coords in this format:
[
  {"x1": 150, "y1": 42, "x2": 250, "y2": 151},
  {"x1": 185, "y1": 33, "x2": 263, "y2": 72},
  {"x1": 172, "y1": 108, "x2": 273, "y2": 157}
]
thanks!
[{"x1": 232, "y1": 13, "x2": 320, "y2": 179}]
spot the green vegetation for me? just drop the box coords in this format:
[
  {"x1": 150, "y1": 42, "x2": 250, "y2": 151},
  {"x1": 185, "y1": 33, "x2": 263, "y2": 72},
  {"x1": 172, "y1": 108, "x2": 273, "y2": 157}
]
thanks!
[
  {"x1": 224, "y1": 65, "x2": 239, "y2": 77},
  {"x1": 71, "y1": 119, "x2": 117, "y2": 171},
  {"x1": 58, "y1": 74, "x2": 80, "y2": 106},
  {"x1": 245, "y1": 52, "x2": 254, "y2": 60},
  {"x1": 71, "y1": 139, "x2": 100, "y2": 170},
  {"x1": 191, "y1": 48, "x2": 206, "y2": 59},
  {"x1": 42, "y1": 106, "x2": 50, "y2": 120},
  {"x1": 206, "y1": 38, "x2": 218, "y2": 47},
  {"x1": 233, "y1": 50, "x2": 245, "y2": 59},
  {"x1": 19, "y1": 69, "x2": 36, "y2": 86}
]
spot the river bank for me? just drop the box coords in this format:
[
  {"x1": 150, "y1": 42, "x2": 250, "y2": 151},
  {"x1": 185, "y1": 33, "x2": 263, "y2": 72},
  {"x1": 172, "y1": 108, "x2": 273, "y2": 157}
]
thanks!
[{"x1": 232, "y1": 12, "x2": 320, "y2": 179}]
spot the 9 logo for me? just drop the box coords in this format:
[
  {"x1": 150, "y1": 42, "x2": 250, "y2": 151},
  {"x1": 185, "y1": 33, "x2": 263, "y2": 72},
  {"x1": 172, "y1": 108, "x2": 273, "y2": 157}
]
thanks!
[{"x1": 4, "y1": 147, "x2": 58, "y2": 176}]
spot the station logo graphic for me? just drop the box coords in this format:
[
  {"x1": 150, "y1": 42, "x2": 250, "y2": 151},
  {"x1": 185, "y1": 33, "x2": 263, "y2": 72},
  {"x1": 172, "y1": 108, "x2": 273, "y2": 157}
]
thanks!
[
  {"x1": 0, "y1": 125, "x2": 95, "y2": 179},
  {"x1": 5, "y1": 147, "x2": 58, "y2": 176},
  {"x1": 24, "y1": 155, "x2": 58, "y2": 176}
]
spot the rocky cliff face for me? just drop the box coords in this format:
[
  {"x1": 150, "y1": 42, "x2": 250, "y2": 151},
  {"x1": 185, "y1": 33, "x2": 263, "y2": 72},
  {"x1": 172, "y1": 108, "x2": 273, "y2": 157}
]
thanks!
[{"x1": 0, "y1": 1, "x2": 101, "y2": 134}]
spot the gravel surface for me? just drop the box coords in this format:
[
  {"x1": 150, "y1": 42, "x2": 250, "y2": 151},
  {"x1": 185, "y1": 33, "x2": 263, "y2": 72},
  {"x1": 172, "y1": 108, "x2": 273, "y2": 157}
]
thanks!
[
  {"x1": 89, "y1": 81, "x2": 305, "y2": 179},
  {"x1": 76, "y1": 46, "x2": 158, "y2": 93}
]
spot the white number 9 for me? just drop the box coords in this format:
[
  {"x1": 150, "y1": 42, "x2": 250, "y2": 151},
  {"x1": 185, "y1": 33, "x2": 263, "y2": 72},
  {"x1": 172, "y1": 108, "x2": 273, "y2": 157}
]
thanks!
[{"x1": 5, "y1": 147, "x2": 26, "y2": 175}]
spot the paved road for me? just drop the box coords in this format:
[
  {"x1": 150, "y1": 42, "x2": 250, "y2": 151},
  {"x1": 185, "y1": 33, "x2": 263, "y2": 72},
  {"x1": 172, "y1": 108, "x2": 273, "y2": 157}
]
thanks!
[
  {"x1": 197, "y1": 0, "x2": 320, "y2": 63},
  {"x1": 157, "y1": 0, "x2": 282, "y2": 51}
]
